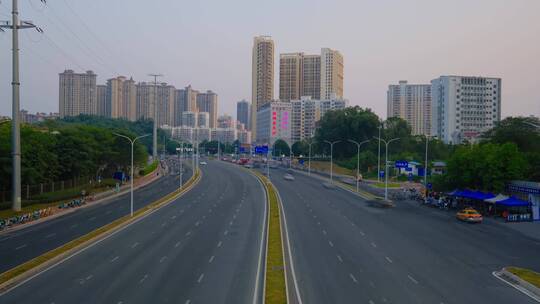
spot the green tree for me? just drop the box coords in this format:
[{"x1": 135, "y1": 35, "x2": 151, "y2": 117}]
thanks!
[{"x1": 273, "y1": 139, "x2": 290, "y2": 157}]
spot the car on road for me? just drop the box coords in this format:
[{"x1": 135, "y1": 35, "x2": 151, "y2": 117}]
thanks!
[
  {"x1": 456, "y1": 208, "x2": 483, "y2": 223},
  {"x1": 284, "y1": 173, "x2": 295, "y2": 181},
  {"x1": 200, "y1": 161, "x2": 208, "y2": 165}
]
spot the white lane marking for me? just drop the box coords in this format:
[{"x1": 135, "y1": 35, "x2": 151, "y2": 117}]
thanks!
[
  {"x1": 407, "y1": 275, "x2": 419, "y2": 284},
  {"x1": 369, "y1": 300, "x2": 375, "y2": 304},
  {"x1": 106, "y1": 210, "x2": 112, "y2": 215},
  {"x1": 15, "y1": 244, "x2": 27, "y2": 250},
  {"x1": 317, "y1": 222, "x2": 321, "y2": 225},
  {"x1": 209, "y1": 209, "x2": 212, "y2": 213},
  {"x1": 171, "y1": 215, "x2": 177, "y2": 220},
  {"x1": 131, "y1": 242, "x2": 139, "y2": 249},
  {"x1": 161, "y1": 222, "x2": 167, "y2": 227},
  {"x1": 175, "y1": 241, "x2": 181, "y2": 248},
  {"x1": 349, "y1": 273, "x2": 358, "y2": 283},
  {"x1": 217, "y1": 241, "x2": 222, "y2": 248},
  {"x1": 229, "y1": 221, "x2": 233, "y2": 226},
  {"x1": 89, "y1": 217, "x2": 96, "y2": 221},
  {"x1": 180, "y1": 209, "x2": 184, "y2": 213},
  {"x1": 159, "y1": 256, "x2": 167, "y2": 263},
  {"x1": 359, "y1": 231, "x2": 365, "y2": 236},
  {"x1": 195, "y1": 221, "x2": 201, "y2": 227},
  {"x1": 185, "y1": 231, "x2": 192, "y2": 236},
  {"x1": 197, "y1": 273, "x2": 205, "y2": 283},
  {"x1": 70, "y1": 224, "x2": 78, "y2": 229},
  {"x1": 202, "y1": 215, "x2": 206, "y2": 219},
  {"x1": 337, "y1": 255, "x2": 343, "y2": 263},
  {"x1": 371, "y1": 242, "x2": 377, "y2": 248},
  {"x1": 322, "y1": 230, "x2": 327, "y2": 235},
  {"x1": 208, "y1": 255, "x2": 215, "y2": 263},
  {"x1": 110, "y1": 256, "x2": 119, "y2": 262},
  {"x1": 224, "y1": 230, "x2": 229, "y2": 236},
  {"x1": 86, "y1": 275, "x2": 93, "y2": 280},
  {"x1": 185, "y1": 300, "x2": 191, "y2": 304},
  {"x1": 313, "y1": 215, "x2": 317, "y2": 219},
  {"x1": 492, "y1": 271, "x2": 540, "y2": 303},
  {"x1": 233, "y1": 215, "x2": 236, "y2": 219},
  {"x1": 45, "y1": 233, "x2": 56, "y2": 239},
  {"x1": 385, "y1": 256, "x2": 393, "y2": 264},
  {"x1": 139, "y1": 274, "x2": 148, "y2": 284},
  {"x1": 328, "y1": 241, "x2": 334, "y2": 247}
]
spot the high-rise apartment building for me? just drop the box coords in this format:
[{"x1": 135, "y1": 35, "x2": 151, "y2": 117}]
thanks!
[
  {"x1": 135, "y1": 82, "x2": 154, "y2": 120},
  {"x1": 59, "y1": 70, "x2": 97, "y2": 118},
  {"x1": 256, "y1": 101, "x2": 292, "y2": 146},
  {"x1": 96, "y1": 85, "x2": 107, "y2": 116},
  {"x1": 236, "y1": 100, "x2": 251, "y2": 130},
  {"x1": 387, "y1": 81, "x2": 432, "y2": 136},
  {"x1": 302, "y1": 55, "x2": 321, "y2": 100},
  {"x1": 196, "y1": 90, "x2": 218, "y2": 128},
  {"x1": 197, "y1": 112, "x2": 210, "y2": 128},
  {"x1": 217, "y1": 114, "x2": 235, "y2": 129},
  {"x1": 279, "y1": 53, "x2": 303, "y2": 101},
  {"x1": 134, "y1": 82, "x2": 174, "y2": 126},
  {"x1": 156, "y1": 83, "x2": 175, "y2": 126},
  {"x1": 290, "y1": 96, "x2": 348, "y2": 143},
  {"x1": 106, "y1": 76, "x2": 137, "y2": 121},
  {"x1": 251, "y1": 36, "x2": 274, "y2": 139},
  {"x1": 431, "y1": 75, "x2": 501, "y2": 144},
  {"x1": 320, "y1": 48, "x2": 344, "y2": 100},
  {"x1": 174, "y1": 85, "x2": 199, "y2": 126}
]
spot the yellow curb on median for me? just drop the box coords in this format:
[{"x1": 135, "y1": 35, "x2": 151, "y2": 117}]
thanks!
[
  {"x1": 252, "y1": 171, "x2": 287, "y2": 304},
  {"x1": 0, "y1": 168, "x2": 202, "y2": 293}
]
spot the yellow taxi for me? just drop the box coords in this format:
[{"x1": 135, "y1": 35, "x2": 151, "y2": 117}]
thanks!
[{"x1": 456, "y1": 208, "x2": 483, "y2": 223}]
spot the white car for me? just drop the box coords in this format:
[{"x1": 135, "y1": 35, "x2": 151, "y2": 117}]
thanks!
[
  {"x1": 200, "y1": 161, "x2": 207, "y2": 165},
  {"x1": 284, "y1": 173, "x2": 295, "y2": 181}
]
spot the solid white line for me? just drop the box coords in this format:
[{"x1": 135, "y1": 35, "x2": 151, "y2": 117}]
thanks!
[
  {"x1": 492, "y1": 271, "x2": 540, "y2": 303},
  {"x1": 197, "y1": 273, "x2": 204, "y2": 283},
  {"x1": 110, "y1": 256, "x2": 119, "y2": 263},
  {"x1": 251, "y1": 173, "x2": 268, "y2": 304},
  {"x1": 208, "y1": 255, "x2": 215, "y2": 263},
  {"x1": 407, "y1": 275, "x2": 419, "y2": 284},
  {"x1": 349, "y1": 273, "x2": 358, "y2": 283},
  {"x1": 385, "y1": 256, "x2": 393, "y2": 263},
  {"x1": 15, "y1": 244, "x2": 27, "y2": 250}
]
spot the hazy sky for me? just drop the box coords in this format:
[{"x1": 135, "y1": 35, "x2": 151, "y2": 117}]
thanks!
[{"x1": 1, "y1": 0, "x2": 539, "y2": 119}]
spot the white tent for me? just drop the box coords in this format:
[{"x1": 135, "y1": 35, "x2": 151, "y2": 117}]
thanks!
[{"x1": 484, "y1": 194, "x2": 508, "y2": 203}]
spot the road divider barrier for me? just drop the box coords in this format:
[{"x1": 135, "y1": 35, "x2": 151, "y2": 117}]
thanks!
[
  {"x1": 0, "y1": 168, "x2": 202, "y2": 293},
  {"x1": 252, "y1": 171, "x2": 287, "y2": 304}
]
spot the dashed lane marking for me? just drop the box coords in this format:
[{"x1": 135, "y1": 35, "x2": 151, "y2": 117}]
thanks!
[
  {"x1": 217, "y1": 241, "x2": 222, "y2": 248},
  {"x1": 349, "y1": 273, "x2": 358, "y2": 283},
  {"x1": 208, "y1": 255, "x2": 215, "y2": 263},
  {"x1": 110, "y1": 256, "x2": 119, "y2": 262},
  {"x1": 15, "y1": 244, "x2": 27, "y2": 250},
  {"x1": 197, "y1": 273, "x2": 205, "y2": 283},
  {"x1": 159, "y1": 256, "x2": 167, "y2": 263},
  {"x1": 337, "y1": 255, "x2": 343, "y2": 263},
  {"x1": 131, "y1": 242, "x2": 139, "y2": 249},
  {"x1": 385, "y1": 256, "x2": 393, "y2": 263},
  {"x1": 139, "y1": 274, "x2": 148, "y2": 284},
  {"x1": 407, "y1": 275, "x2": 419, "y2": 284},
  {"x1": 328, "y1": 241, "x2": 334, "y2": 247}
]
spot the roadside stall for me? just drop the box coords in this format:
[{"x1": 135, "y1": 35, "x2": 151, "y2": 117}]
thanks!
[{"x1": 495, "y1": 197, "x2": 533, "y2": 222}]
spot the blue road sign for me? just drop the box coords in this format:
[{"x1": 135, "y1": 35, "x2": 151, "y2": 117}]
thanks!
[
  {"x1": 395, "y1": 160, "x2": 409, "y2": 168},
  {"x1": 239, "y1": 147, "x2": 247, "y2": 153},
  {"x1": 299, "y1": 159, "x2": 305, "y2": 165},
  {"x1": 254, "y1": 146, "x2": 269, "y2": 154},
  {"x1": 427, "y1": 183, "x2": 433, "y2": 190},
  {"x1": 379, "y1": 171, "x2": 385, "y2": 178},
  {"x1": 405, "y1": 167, "x2": 412, "y2": 172}
]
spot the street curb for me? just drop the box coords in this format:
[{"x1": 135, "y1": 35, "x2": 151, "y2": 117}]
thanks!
[
  {"x1": 0, "y1": 168, "x2": 201, "y2": 294},
  {"x1": 493, "y1": 268, "x2": 540, "y2": 302},
  {"x1": 0, "y1": 162, "x2": 165, "y2": 236}
]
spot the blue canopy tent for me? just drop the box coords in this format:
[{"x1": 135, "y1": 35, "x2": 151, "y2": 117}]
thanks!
[{"x1": 496, "y1": 197, "x2": 531, "y2": 207}]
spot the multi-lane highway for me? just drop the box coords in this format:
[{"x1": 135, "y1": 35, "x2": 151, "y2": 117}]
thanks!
[
  {"x1": 0, "y1": 160, "x2": 192, "y2": 273},
  {"x1": 1, "y1": 160, "x2": 267, "y2": 303},
  {"x1": 270, "y1": 168, "x2": 540, "y2": 304}
]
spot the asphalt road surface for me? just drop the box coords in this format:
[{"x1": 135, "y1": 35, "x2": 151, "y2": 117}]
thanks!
[
  {"x1": 0, "y1": 159, "x2": 193, "y2": 273},
  {"x1": 1, "y1": 160, "x2": 267, "y2": 304},
  {"x1": 270, "y1": 168, "x2": 540, "y2": 304}
]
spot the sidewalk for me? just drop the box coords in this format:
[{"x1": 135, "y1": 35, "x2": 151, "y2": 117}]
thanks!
[
  {"x1": 486, "y1": 217, "x2": 540, "y2": 242},
  {"x1": 0, "y1": 162, "x2": 165, "y2": 235}
]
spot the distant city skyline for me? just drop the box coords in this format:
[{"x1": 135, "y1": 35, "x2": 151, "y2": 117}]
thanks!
[{"x1": 1, "y1": 0, "x2": 539, "y2": 119}]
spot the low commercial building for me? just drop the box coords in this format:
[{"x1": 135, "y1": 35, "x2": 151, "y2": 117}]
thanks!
[{"x1": 256, "y1": 101, "x2": 292, "y2": 146}]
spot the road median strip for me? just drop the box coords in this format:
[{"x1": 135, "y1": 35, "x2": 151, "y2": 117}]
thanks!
[
  {"x1": 0, "y1": 168, "x2": 201, "y2": 293},
  {"x1": 493, "y1": 267, "x2": 540, "y2": 302},
  {"x1": 252, "y1": 171, "x2": 287, "y2": 304}
]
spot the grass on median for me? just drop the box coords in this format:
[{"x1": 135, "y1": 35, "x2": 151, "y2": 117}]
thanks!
[
  {"x1": 372, "y1": 182, "x2": 401, "y2": 188},
  {"x1": 507, "y1": 267, "x2": 540, "y2": 289},
  {"x1": 0, "y1": 169, "x2": 201, "y2": 287},
  {"x1": 254, "y1": 171, "x2": 287, "y2": 304}
]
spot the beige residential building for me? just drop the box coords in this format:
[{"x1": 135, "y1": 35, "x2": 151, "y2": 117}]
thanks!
[
  {"x1": 302, "y1": 55, "x2": 321, "y2": 100},
  {"x1": 106, "y1": 76, "x2": 137, "y2": 121},
  {"x1": 251, "y1": 35, "x2": 274, "y2": 139},
  {"x1": 279, "y1": 53, "x2": 303, "y2": 101},
  {"x1": 196, "y1": 90, "x2": 218, "y2": 128},
  {"x1": 156, "y1": 83, "x2": 175, "y2": 126},
  {"x1": 387, "y1": 80, "x2": 432, "y2": 136},
  {"x1": 136, "y1": 82, "x2": 155, "y2": 121},
  {"x1": 96, "y1": 85, "x2": 107, "y2": 116},
  {"x1": 59, "y1": 70, "x2": 97, "y2": 118},
  {"x1": 320, "y1": 48, "x2": 344, "y2": 99},
  {"x1": 174, "y1": 85, "x2": 199, "y2": 126}
]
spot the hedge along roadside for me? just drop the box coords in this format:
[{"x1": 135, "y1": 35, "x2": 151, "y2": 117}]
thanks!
[
  {"x1": 252, "y1": 171, "x2": 287, "y2": 304},
  {"x1": 0, "y1": 168, "x2": 202, "y2": 293}
]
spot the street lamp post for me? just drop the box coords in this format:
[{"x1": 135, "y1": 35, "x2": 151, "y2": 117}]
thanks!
[
  {"x1": 377, "y1": 125, "x2": 382, "y2": 183},
  {"x1": 374, "y1": 137, "x2": 399, "y2": 201},
  {"x1": 307, "y1": 141, "x2": 314, "y2": 176},
  {"x1": 171, "y1": 139, "x2": 184, "y2": 189},
  {"x1": 113, "y1": 133, "x2": 150, "y2": 217},
  {"x1": 324, "y1": 140, "x2": 341, "y2": 184},
  {"x1": 424, "y1": 135, "x2": 430, "y2": 203},
  {"x1": 347, "y1": 139, "x2": 370, "y2": 193}
]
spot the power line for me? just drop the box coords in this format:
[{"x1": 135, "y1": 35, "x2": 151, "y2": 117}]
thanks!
[{"x1": 41, "y1": 32, "x2": 86, "y2": 71}]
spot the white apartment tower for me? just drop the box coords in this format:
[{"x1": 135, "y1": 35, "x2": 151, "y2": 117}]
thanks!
[
  {"x1": 387, "y1": 81, "x2": 432, "y2": 136},
  {"x1": 59, "y1": 70, "x2": 97, "y2": 118},
  {"x1": 431, "y1": 76, "x2": 501, "y2": 144},
  {"x1": 320, "y1": 48, "x2": 344, "y2": 100},
  {"x1": 251, "y1": 36, "x2": 274, "y2": 139},
  {"x1": 196, "y1": 90, "x2": 218, "y2": 128}
]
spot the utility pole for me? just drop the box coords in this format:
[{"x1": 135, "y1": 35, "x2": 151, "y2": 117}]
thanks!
[
  {"x1": 148, "y1": 73, "x2": 163, "y2": 161},
  {"x1": 1, "y1": 0, "x2": 43, "y2": 211}
]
